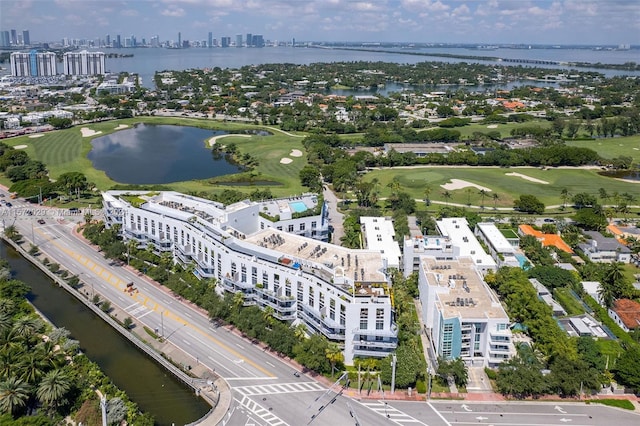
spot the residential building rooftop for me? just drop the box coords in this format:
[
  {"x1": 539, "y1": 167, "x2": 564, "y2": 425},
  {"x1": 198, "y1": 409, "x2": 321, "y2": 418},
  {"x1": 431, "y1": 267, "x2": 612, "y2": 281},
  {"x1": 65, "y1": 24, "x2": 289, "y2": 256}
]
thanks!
[
  {"x1": 612, "y1": 299, "x2": 640, "y2": 330},
  {"x1": 421, "y1": 257, "x2": 506, "y2": 320},
  {"x1": 518, "y1": 224, "x2": 574, "y2": 253}
]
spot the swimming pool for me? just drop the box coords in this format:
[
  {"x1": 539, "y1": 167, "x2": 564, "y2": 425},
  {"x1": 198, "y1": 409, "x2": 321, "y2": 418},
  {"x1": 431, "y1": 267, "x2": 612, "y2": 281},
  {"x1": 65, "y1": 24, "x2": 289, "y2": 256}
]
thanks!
[
  {"x1": 515, "y1": 253, "x2": 530, "y2": 269},
  {"x1": 289, "y1": 201, "x2": 308, "y2": 213}
]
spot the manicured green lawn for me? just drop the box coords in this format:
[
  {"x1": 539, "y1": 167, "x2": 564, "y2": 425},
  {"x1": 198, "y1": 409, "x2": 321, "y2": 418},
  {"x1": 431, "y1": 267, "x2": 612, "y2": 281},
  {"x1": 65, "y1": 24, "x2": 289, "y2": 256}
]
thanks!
[
  {"x1": 365, "y1": 166, "x2": 640, "y2": 208},
  {"x1": 553, "y1": 288, "x2": 585, "y2": 316},
  {"x1": 566, "y1": 135, "x2": 640, "y2": 161},
  {"x1": 422, "y1": 120, "x2": 551, "y2": 139},
  {"x1": 2, "y1": 118, "x2": 306, "y2": 197}
]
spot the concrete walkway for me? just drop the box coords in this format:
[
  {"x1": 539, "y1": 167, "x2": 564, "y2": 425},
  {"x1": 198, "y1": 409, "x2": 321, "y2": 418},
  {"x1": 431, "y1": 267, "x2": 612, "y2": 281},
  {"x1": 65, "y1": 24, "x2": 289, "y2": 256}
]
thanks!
[{"x1": 323, "y1": 186, "x2": 345, "y2": 245}]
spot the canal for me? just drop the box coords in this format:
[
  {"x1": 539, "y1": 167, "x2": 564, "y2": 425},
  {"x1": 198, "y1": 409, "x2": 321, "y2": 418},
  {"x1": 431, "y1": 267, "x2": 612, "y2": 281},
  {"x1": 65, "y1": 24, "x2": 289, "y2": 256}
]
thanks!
[{"x1": 0, "y1": 241, "x2": 211, "y2": 426}]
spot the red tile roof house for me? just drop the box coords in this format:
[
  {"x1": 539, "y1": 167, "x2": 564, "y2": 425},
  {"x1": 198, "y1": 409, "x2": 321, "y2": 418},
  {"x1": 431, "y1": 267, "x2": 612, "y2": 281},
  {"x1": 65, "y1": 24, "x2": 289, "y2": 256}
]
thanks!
[{"x1": 608, "y1": 299, "x2": 640, "y2": 332}]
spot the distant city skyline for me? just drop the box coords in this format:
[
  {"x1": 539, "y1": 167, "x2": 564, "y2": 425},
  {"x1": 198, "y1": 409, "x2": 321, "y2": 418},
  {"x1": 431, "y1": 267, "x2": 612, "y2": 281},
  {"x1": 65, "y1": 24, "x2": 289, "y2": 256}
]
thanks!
[{"x1": 1, "y1": 0, "x2": 638, "y2": 46}]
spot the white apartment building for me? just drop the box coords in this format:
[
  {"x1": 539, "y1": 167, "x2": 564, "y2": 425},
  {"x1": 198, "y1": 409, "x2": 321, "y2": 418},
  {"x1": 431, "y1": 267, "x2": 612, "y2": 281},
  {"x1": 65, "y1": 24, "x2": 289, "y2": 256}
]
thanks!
[
  {"x1": 418, "y1": 256, "x2": 514, "y2": 368},
  {"x1": 102, "y1": 191, "x2": 397, "y2": 364},
  {"x1": 10, "y1": 51, "x2": 57, "y2": 77},
  {"x1": 360, "y1": 217, "x2": 402, "y2": 270},
  {"x1": 403, "y1": 218, "x2": 496, "y2": 276},
  {"x1": 474, "y1": 222, "x2": 520, "y2": 268},
  {"x1": 63, "y1": 50, "x2": 106, "y2": 76}
]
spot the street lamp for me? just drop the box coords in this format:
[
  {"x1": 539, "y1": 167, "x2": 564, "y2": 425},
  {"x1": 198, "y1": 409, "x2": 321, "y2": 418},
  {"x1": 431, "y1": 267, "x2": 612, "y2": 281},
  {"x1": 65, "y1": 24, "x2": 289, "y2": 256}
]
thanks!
[
  {"x1": 390, "y1": 354, "x2": 397, "y2": 394},
  {"x1": 427, "y1": 366, "x2": 433, "y2": 402}
]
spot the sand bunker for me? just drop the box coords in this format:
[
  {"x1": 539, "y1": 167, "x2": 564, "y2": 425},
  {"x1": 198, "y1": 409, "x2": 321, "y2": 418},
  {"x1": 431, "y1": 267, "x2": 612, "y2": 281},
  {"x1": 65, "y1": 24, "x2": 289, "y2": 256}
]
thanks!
[
  {"x1": 14, "y1": 145, "x2": 27, "y2": 149},
  {"x1": 505, "y1": 172, "x2": 549, "y2": 184},
  {"x1": 208, "y1": 134, "x2": 251, "y2": 147},
  {"x1": 290, "y1": 149, "x2": 303, "y2": 157},
  {"x1": 487, "y1": 124, "x2": 498, "y2": 129},
  {"x1": 28, "y1": 134, "x2": 44, "y2": 138},
  {"x1": 441, "y1": 179, "x2": 492, "y2": 192},
  {"x1": 280, "y1": 158, "x2": 293, "y2": 164},
  {"x1": 114, "y1": 124, "x2": 129, "y2": 130},
  {"x1": 81, "y1": 128, "x2": 102, "y2": 138}
]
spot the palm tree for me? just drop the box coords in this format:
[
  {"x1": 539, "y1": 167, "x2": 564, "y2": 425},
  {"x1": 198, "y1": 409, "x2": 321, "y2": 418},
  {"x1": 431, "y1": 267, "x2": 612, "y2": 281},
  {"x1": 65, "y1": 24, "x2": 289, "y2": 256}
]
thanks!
[
  {"x1": 387, "y1": 177, "x2": 401, "y2": 193},
  {"x1": 0, "y1": 350, "x2": 20, "y2": 380},
  {"x1": 560, "y1": 188, "x2": 570, "y2": 210},
  {"x1": 325, "y1": 342, "x2": 344, "y2": 376},
  {"x1": 442, "y1": 190, "x2": 452, "y2": 206},
  {"x1": 0, "y1": 376, "x2": 31, "y2": 416},
  {"x1": 36, "y1": 369, "x2": 70, "y2": 414},
  {"x1": 604, "y1": 262, "x2": 626, "y2": 291},
  {"x1": 0, "y1": 312, "x2": 12, "y2": 334},
  {"x1": 478, "y1": 189, "x2": 488, "y2": 209},
  {"x1": 492, "y1": 192, "x2": 499, "y2": 210},
  {"x1": 465, "y1": 187, "x2": 473, "y2": 206},
  {"x1": 18, "y1": 353, "x2": 45, "y2": 384},
  {"x1": 293, "y1": 323, "x2": 307, "y2": 340},
  {"x1": 423, "y1": 184, "x2": 433, "y2": 206},
  {"x1": 262, "y1": 306, "x2": 275, "y2": 327},
  {"x1": 12, "y1": 317, "x2": 43, "y2": 344},
  {"x1": 36, "y1": 341, "x2": 66, "y2": 370},
  {"x1": 232, "y1": 291, "x2": 245, "y2": 310},
  {"x1": 598, "y1": 188, "x2": 610, "y2": 205},
  {"x1": 0, "y1": 299, "x2": 16, "y2": 318},
  {"x1": 597, "y1": 283, "x2": 615, "y2": 309}
]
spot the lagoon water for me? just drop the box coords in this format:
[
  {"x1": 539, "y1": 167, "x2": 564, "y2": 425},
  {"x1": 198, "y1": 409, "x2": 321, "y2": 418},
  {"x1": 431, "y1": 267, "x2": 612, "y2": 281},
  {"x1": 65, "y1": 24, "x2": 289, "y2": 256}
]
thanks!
[
  {"x1": 102, "y1": 46, "x2": 640, "y2": 89},
  {"x1": 88, "y1": 123, "x2": 242, "y2": 184}
]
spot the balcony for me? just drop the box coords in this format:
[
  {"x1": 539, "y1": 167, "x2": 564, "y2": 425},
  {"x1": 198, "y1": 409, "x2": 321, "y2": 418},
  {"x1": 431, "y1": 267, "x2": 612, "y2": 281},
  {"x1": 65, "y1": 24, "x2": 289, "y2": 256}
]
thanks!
[
  {"x1": 177, "y1": 244, "x2": 193, "y2": 255},
  {"x1": 352, "y1": 326, "x2": 398, "y2": 339},
  {"x1": 299, "y1": 308, "x2": 345, "y2": 340},
  {"x1": 489, "y1": 346, "x2": 511, "y2": 355},
  {"x1": 354, "y1": 339, "x2": 396, "y2": 349},
  {"x1": 221, "y1": 277, "x2": 253, "y2": 292},
  {"x1": 124, "y1": 230, "x2": 148, "y2": 242},
  {"x1": 195, "y1": 266, "x2": 215, "y2": 278},
  {"x1": 352, "y1": 347, "x2": 394, "y2": 358}
]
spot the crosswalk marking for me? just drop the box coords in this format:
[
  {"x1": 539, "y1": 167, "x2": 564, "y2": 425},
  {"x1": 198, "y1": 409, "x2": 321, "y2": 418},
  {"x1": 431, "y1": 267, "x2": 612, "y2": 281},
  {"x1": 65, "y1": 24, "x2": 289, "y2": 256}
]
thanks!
[
  {"x1": 236, "y1": 396, "x2": 288, "y2": 426},
  {"x1": 235, "y1": 381, "x2": 325, "y2": 397},
  {"x1": 361, "y1": 401, "x2": 426, "y2": 425}
]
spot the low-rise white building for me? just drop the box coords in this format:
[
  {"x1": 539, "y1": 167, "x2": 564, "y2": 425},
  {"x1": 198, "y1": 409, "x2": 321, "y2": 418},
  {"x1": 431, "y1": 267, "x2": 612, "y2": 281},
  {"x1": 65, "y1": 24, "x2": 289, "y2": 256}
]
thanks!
[
  {"x1": 403, "y1": 218, "x2": 497, "y2": 277},
  {"x1": 360, "y1": 216, "x2": 401, "y2": 270},
  {"x1": 475, "y1": 222, "x2": 520, "y2": 268},
  {"x1": 418, "y1": 256, "x2": 514, "y2": 368},
  {"x1": 102, "y1": 191, "x2": 397, "y2": 364}
]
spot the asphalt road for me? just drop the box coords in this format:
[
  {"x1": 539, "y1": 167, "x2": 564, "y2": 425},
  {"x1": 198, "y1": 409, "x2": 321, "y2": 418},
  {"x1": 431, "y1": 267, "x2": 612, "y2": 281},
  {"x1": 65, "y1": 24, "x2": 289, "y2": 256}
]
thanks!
[{"x1": 3, "y1": 193, "x2": 639, "y2": 426}]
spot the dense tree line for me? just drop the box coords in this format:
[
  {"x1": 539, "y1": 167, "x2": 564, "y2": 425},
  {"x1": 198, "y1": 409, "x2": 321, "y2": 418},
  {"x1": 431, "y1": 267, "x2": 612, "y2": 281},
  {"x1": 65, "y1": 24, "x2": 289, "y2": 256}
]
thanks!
[{"x1": 486, "y1": 266, "x2": 640, "y2": 397}]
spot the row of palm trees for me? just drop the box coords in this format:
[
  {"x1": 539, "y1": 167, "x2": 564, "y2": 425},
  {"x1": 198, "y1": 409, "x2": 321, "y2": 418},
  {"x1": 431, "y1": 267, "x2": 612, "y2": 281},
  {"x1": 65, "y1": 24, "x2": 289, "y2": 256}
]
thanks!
[{"x1": 437, "y1": 187, "x2": 500, "y2": 209}]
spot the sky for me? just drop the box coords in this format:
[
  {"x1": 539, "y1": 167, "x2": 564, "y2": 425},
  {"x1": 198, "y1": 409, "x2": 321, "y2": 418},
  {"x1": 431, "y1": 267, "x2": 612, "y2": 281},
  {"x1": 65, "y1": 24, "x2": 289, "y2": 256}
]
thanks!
[{"x1": 1, "y1": 0, "x2": 639, "y2": 46}]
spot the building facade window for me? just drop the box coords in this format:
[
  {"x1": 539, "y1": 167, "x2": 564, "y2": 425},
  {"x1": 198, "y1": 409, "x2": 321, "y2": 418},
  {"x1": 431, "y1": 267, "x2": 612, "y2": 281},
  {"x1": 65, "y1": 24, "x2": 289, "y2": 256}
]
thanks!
[
  {"x1": 360, "y1": 308, "x2": 368, "y2": 330},
  {"x1": 376, "y1": 308, "x2": 384, "y2": 330}
]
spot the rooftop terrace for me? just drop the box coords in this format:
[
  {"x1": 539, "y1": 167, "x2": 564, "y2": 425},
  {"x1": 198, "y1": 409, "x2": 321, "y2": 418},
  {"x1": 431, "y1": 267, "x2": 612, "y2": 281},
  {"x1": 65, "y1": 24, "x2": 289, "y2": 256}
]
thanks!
[{"x1": 422, "y1": 257, "x2": 507, "y2": 320}]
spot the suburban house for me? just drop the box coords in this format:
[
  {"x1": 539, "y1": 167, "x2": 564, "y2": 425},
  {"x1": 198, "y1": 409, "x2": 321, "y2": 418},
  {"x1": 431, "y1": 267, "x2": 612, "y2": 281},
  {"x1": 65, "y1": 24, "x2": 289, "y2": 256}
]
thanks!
[
  {"x1": 578, "y1": 231, "x2": 632, "y2": 264},
  {"x1": 608, "y1": 299, "x2": 640, "y2": 332}
]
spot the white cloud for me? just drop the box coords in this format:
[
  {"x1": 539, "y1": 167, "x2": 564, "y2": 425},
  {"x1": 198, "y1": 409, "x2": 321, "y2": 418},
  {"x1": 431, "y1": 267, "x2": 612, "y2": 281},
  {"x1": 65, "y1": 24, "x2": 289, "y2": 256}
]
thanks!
[{"x1": 161, "y1": 6, "x2": 186, "y2": 17}]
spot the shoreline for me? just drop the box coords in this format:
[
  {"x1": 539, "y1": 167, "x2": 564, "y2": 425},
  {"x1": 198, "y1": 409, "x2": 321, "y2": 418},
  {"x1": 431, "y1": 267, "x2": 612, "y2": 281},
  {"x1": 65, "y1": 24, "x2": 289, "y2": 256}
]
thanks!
[{"x1": 208, "y1": 133, "x2": 251, "y2": 146}]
